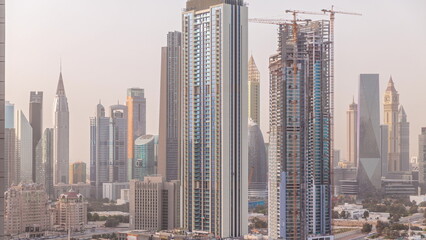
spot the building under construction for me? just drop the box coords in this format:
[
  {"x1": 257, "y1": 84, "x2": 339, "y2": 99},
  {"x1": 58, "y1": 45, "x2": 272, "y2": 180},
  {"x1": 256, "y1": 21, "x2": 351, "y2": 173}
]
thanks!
[{"x1": 268, "y1": 20, "x2": 333, "y2": 240}]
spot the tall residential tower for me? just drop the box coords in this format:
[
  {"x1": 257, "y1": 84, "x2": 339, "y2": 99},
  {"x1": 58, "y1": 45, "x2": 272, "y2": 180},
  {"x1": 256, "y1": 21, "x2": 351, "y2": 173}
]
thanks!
[
  {"x1": 53, "y1": 72, "x2": 70, "y2": 184},
  {"x1": 181, "y1": 0, "x2": 248, "y2": 237},
  {"x1": 268, "y1": 21, "x2": 333, "y2": 239},
  {"x1": 158, "y1": 31, "x2": 181, "y2": 182}
]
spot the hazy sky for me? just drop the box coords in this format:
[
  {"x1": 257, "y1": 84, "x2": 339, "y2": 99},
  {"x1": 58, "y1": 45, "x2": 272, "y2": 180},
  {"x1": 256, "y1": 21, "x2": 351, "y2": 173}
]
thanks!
[{"x1": 6, "y1": 0, "x2": 426, "y2": 165}]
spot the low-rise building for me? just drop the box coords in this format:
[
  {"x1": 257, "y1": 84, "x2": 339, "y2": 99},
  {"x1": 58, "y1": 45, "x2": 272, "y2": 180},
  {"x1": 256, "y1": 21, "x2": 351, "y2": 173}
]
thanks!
[
  {"x1": 4, "y1": 183, "x2": 50, "y2": 237},
  {"x1": 410, "y1": 194, "x2": 426, "y2": 205},
  {"x1": 102, "y1": 182, "x2": 129, "y2": 201},
  {"x1": 53, "y1": 182, "x2": 91, "y2": 199},
  {"x1": 129, "y1": 176, "x2": 180, "y2": 231},
  {"x1": 117, "y1": 188, "x2": 130, "y2": 205},
  {"x1": 51, "y1": 190, "x2": 88, "y2": 232},
  {"x1": 333, "y1": 203, "x2": 368, "y2": 220}
]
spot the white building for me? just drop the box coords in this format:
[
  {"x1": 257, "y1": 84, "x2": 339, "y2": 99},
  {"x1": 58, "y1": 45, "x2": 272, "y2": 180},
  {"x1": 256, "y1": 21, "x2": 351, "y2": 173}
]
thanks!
[
  {"x1": 181, "y1": 0, "x2": 248, "y2": 237},
  {"x1": 16, "y1": 110, "x2": 33, "y2": 183},
  {"x1": 53, "y1": 72, "x2": 70, "y2": 184},
  {"x1": 117, "y1": 189, "x2": 130, "y2": 205},
  {"x1": 103, "y1": 182, "x2": 129, "y2": 201},
  {"x1": 333, "y1": 203, "x2": 368, "y2": 220}
]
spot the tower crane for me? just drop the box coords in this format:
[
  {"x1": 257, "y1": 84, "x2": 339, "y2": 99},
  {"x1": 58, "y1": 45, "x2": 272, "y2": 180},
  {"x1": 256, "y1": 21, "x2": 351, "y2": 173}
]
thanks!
[{"x1": 321, "y1": 5, "x2": 361, "y2": 200}]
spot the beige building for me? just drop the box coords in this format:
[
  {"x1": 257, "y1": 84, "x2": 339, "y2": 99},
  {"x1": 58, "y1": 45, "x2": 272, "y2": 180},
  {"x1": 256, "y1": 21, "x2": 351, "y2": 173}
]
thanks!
[
  {"x1": 129, "y1": 176, "x2": 179, "y2": 231},
  {"x1": 384, "y1": 77, "x2": 400, "y2": 172},
  {"x1": 69, "y1": 162, "x2": 86, "y2": 184},
  {"x1": 248, "y1": 55, "x2": 260, "y2": 125},
  {"x1": 51, "y1": 190, "x2": 88, "y2": 232},
  {"x1": 346, "y1": 98, "x2": 358, "y2": 167},
  {"x1": 4, "y1": 183, "x2": 50, "y2": 237},
  {"x1": 53, "y1": 182, "x2": 91, "y2": 200}
]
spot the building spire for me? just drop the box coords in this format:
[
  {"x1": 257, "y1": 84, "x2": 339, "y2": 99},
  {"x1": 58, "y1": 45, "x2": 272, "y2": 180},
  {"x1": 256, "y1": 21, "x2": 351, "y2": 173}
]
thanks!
[
  {"x1": 56, "y1": 67, "x2": 66, "y2": 96},
  {"x1": 386, "y1": 76, "x2": 397, "y2": 92}
]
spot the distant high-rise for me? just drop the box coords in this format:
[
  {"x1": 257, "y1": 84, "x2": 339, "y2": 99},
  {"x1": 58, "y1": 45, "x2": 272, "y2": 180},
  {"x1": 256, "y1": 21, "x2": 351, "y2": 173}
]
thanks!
[
  {"x1": 384, "y1": 77, "x2": 400, "y2": 172},
  {"x1": 347, "y1": 99, "x2": 358, "y2": 167},
  {"x1": 380, "y1": 125, "x2": 389, "y2": 178},
  {"x1": 182, "y1": 0, "x2": 248, "y2": 237},
  {"x1": 90, "y1": 103, "x2": 109, "y2": 199},
  {"x1": 90, "y1": 103, "x2": 128, "y2": 199},
  {"x1": 5, "y1": 128, "x2": 17, "y2": 187},
  {"x1": 268, "y1": 21, "x2": 333, "y2": 239},
  {"x1": 35, "y1": 128, "x2": 54, "y2": 199},
  {"x1": 5, "y1": 102, "x2": 17, "y2": 187},
  {"x1": 70, "y1": 162, "x2": 87, "y2": 184},
  {"x1": 357, "y1": 74, "x2": 381, "y2": 195},
  {"x1": 5, "y1": 101, "x2": 14, "y2": 128},
  {"x1": 129, "y1": 176, "x2": 180, "y2": 231},
  {"x1": 0, "y1": 1, "x2": 6, "y2": 236},
  {"x1": 53, "y1": 71, "x2": 69, "y2": 184},
  {"x1": 248, "y1": 120, "x2": 267, "y2": 199},
  {"x1": 30, "y1": 91, "x2": 43, "y2": 183},
  {"x1": 134, "y1": 135, "x2": 157, "y2": 180},
  {"x1": 158, "y1": 31, "x2": 181, "y2": 182},
  {"x1": 16, "y1": 110, "x2": 33, "y2": 183},
  {"x1": 109, "y1": 104, "x2": 128, "y2": 182},
  {"x1": 419, "y1": 128, "x2": 426, "y2": 184},
  {"x1": 398, "y1": 106, "x2": 409, "y2": 171},
  {"x1": 248, "y1": 55, "x2": 260, "y2": 125},
  {"x1": 127, "y1": 88, "x2": 146, "y2": 180}
]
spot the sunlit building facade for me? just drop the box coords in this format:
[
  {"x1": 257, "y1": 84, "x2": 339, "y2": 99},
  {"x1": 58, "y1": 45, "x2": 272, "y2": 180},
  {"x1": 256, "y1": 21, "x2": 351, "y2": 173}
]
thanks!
[{"x1": 181, "y1": 0, "x2": 248, "y2": 237}]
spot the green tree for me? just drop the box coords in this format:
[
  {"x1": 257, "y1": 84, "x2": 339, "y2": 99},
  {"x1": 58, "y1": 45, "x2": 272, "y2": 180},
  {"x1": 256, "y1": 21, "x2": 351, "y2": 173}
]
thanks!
[
  {"x1": 361, "y1": 223, "x2": 372, "y2": 233},
  {"x1": 105, "y1": 218, "x2": 120, "y2": 227},
  {"x1": 332, "y1": 211, "x2": 339, "y2": 219},
  {"x1": 363, "y1": 211, "x2": 369, "y2": 219},
  {"x1": 93, "y1": 213, "x2": 100, "y2": 221}
]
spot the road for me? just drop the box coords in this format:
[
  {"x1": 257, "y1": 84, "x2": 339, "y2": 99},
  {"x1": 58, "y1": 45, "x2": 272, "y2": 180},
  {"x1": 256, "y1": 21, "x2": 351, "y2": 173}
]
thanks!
[
  {"x1": 400, "y1": 213, "x2": 424, "y2": 224},
  {"x1": 44, "y1": 227, "x2": 124, "y2": 240}
]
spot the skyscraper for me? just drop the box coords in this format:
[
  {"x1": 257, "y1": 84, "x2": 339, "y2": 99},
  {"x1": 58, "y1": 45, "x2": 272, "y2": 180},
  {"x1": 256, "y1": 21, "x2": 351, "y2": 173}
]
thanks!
[
  {"x1": 419, "y1": 128, "x2": 426, "y2": 184},
  {"x1": 53, "y1": 72, "x2": 69, "y2": 184},
  {"x1": 35, "y1": 128, "x2": 54, "y2": 199},
  {"x1": 248, "y1": 120, "x2": 267, "y2": 199},
  {"x1": 380, "y1": 125, "x2": 389, "y2": 178},
  {"x1": 268, "y1": 21, "x2": 332, "y2": 239},
  {"x1": 383, "y1": 77, "x2": 400, "y2": 172},
  {"x1": 30, "y1": 91, "x2": 43, "y2": 182},
  {"x1": 109, "y1": 104, "x2": 128, "y2": 182},
  {"x1": 398, "y1": 106, "x2": 410, "y2": 171},
  {"x1": 5, "y1": 102, "x2": 17, "y2": 187},
  {"x1": 134, "y1": 135, "x2": 157, "y2": 180},
  {"x1": 347, "y1": 99, "x2": 358, "y2": 167},
  {"x1": 90, "y1": 103, "x2": 109, "y2": 199},
  {"x1": 5, "y1": 101, "x2": 14, "y2": 129},
  {"x1": 0, "y1": 1, "x2": 6, "y2": 236},
  {"x1": 181, "y1": 0, "x2": 248, "y2": 237},
  {"x1": 248, "y1": 55, "x2": 260, "y2": 125},
  {"x1": 16, "y1": 110, "x2": 33, "y2": 183},
  {"x1": 70, "y1": 162, "x2": 87, "y2": 184},
  {"x1": 90, "y1": 103, "x2": 128, "y2": 199},
  {"x1": 158, "y1": 31, "x2": 181, "y2": 182},
  {"x1": 127, "y1": 88, "x2": 146, "y2": 180},
  {"x1": 357, "y1": 74, "x2": 381, "y2": 195}
]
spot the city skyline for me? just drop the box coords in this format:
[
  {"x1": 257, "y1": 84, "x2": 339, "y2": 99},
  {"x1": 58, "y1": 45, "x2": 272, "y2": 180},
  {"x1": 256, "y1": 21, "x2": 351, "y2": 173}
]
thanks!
[{"x1": 5, "y1": 0, "x2": 426, "y2": 166}]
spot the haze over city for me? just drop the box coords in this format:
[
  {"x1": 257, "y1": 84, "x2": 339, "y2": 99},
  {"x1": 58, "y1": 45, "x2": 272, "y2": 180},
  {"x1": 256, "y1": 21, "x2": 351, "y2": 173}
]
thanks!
[{"x1": 6, "y1": 0, "x2": 426, "y2": 165}]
